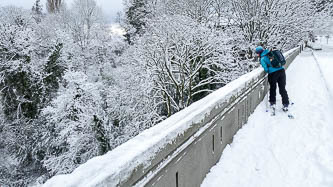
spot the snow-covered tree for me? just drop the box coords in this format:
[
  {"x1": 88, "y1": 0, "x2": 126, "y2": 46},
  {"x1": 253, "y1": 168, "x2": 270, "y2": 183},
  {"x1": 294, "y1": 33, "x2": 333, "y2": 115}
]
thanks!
[
  {"x1": 32, "y1": 0, "x2": 43, "y2": 23},
  {"x1": 46, "y1": 0, "x2": 64, "y2": 13},
  {"x1": 0, "y1": 6, "x2": 68, "y2": 186},
  {"x1": 104, "y1": 47, "x2": 162, "y2": 146},
  {"x1": 69, "y1": 0, "x2": 103, "y2": 49},
  {"x1": 132, "y1": 15, "x2": 234, "y2": 116},
  {"x1": 42, "y1": 71, "x2": 110, "y2": 174},
  {"x1": 156, "y1": 0, "x2": 215, "y2": 23},
  {"x1": 32, "y1": 0, "x2": 43, "y2": 15},
  {"x1": 123, "y1": 0, "x2": 150, "y2": 43},
  {"x1": 219, "y1": 0, "x2": 332, "y2": 52}
]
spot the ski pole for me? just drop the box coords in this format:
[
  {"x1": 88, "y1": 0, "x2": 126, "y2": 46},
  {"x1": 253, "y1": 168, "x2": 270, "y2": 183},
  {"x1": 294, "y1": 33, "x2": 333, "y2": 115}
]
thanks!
[{"x1": 265, "y1": 75, "x2": 269, "y2": 112}]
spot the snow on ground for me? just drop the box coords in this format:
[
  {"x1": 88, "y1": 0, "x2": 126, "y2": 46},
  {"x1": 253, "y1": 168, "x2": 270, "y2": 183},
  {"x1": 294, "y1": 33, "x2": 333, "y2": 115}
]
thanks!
[
  {"x1": 201, "y1": 47, "x2": 333, "y2": 187},
  {"x1": 312, "y1": 37, "x2": 333, "y2": 98}
]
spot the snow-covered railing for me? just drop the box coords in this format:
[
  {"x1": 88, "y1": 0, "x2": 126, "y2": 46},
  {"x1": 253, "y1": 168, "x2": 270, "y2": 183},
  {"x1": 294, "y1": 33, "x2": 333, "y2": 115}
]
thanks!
[{"x1": 44, "y1": 46, "x2": 302, "y2": 187}]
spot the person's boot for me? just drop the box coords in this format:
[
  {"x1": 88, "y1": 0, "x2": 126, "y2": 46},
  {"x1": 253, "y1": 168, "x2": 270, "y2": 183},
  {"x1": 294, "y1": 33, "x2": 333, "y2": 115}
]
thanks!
[{"x1": 282, "y1": 104, "x2": 288, "y2": 112}]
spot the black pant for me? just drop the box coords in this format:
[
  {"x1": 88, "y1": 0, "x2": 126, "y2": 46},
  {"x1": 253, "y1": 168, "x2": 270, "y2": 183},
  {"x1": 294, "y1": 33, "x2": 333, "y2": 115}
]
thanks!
[{"x1": 268, "y1": 69, "x2": 289, "y2": 106}]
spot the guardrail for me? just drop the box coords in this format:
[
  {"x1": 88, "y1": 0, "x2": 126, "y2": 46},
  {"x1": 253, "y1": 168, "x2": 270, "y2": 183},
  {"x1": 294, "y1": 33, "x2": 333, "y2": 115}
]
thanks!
[{"x1": 44, "y1": 46, "x2": 302, "y2": 187}]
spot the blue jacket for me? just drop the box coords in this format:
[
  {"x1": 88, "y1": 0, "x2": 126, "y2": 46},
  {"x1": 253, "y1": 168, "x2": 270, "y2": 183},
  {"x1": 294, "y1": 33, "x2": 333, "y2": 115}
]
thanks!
[{"x1": 260, "y1": 50, "x2": 284, "y2": 74}]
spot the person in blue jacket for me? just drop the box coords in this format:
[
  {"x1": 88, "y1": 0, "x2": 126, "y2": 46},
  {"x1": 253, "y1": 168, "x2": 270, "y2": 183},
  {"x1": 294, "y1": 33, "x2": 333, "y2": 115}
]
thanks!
[{"x1": 255, "y1": 46, "x2": 289, "y2": 110}]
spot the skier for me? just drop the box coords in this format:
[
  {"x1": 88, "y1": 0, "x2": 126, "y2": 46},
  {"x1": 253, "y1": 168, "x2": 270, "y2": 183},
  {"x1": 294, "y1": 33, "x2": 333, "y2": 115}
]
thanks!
[{"x1": 255, "y1": 46, "x2": 290, "y2": 111}]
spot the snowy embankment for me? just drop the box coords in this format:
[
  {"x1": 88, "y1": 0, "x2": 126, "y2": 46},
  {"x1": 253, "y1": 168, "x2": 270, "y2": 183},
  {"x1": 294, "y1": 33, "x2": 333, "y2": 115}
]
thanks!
[{"x1": 201, "y1": 47, "x2": 333, "y2": 187}]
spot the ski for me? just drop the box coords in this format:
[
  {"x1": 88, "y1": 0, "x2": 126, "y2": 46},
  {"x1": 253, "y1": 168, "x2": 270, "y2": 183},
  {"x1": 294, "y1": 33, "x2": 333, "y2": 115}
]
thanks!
[
  {"x1": 284, "y1": 102, "x2": 295, "y2": 119},
  {"x1": 268, "y1": 102, "x2": 295, "y2": 119},
  {"x1": 287, "y1": 113, "x2": 294, "y2": 119},
  {"x1": 284, "y1": 109, "x2": 294, "y2": 119}
]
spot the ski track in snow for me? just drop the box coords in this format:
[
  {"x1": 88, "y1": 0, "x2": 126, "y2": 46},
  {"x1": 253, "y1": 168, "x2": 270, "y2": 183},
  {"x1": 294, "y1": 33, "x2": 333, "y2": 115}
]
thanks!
[{"x1": 201, "y1": 44, "x2": 333, "y2": 187}]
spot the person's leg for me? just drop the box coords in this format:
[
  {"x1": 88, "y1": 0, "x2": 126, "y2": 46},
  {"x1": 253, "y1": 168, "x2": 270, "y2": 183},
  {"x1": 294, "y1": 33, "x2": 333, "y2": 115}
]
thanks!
[
  {"x1": 277, "y1": 69, "x2": 289, "y2": 106},
  {"x1": 268, "y1": 72, "x2": 278, "y2": 105}
]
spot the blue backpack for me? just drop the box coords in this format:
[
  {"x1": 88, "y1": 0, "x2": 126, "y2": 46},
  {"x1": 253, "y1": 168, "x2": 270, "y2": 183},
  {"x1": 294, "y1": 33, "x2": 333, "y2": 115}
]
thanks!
[{"x1": 267, "y1": 50, "x2": 286, "y2": 68}]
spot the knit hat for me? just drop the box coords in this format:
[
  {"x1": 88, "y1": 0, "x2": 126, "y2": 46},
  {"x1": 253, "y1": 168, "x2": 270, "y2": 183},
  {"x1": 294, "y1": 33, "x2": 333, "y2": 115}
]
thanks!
[{"x1": 255, "y1": 46, "x2": 264, "y2": 54}]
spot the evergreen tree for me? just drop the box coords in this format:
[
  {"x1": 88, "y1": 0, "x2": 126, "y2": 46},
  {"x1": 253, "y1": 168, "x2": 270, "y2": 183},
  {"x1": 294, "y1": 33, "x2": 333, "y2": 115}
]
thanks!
[
  {"x1": 42, "y1": 43, "x2": 66, "y2": 105},
  {"x1": 124, "y1": 0, "x2": 149, "y2": 43},
  {"x1": 32, "y1": 0, "x2": 43, "y2": 15},
  {"x1": 32, "y1": 0, "x2": 43, "y2": 22}
]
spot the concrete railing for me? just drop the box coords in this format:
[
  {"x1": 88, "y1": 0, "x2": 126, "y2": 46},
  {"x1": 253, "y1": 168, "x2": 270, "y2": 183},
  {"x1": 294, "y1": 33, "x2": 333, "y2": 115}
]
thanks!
[{"x1": 44, "y1": 46, "x2": 302, "y2": 187}]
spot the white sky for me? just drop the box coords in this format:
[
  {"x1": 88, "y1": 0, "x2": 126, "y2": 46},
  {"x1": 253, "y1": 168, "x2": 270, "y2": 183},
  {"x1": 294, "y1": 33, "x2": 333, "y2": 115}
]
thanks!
[{"x1": 0, "y1": 0, "x2": 124, "y2": 22}]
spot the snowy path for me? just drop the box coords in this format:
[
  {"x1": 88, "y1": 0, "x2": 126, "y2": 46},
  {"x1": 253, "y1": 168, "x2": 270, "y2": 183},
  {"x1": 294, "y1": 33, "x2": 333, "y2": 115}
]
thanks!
[
  {"x1": 201, "y1": 48, "x2": 333, "y2": 187},
  {"x1": 312, "y1": 37, "x2": 333, "y2": 98}
]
